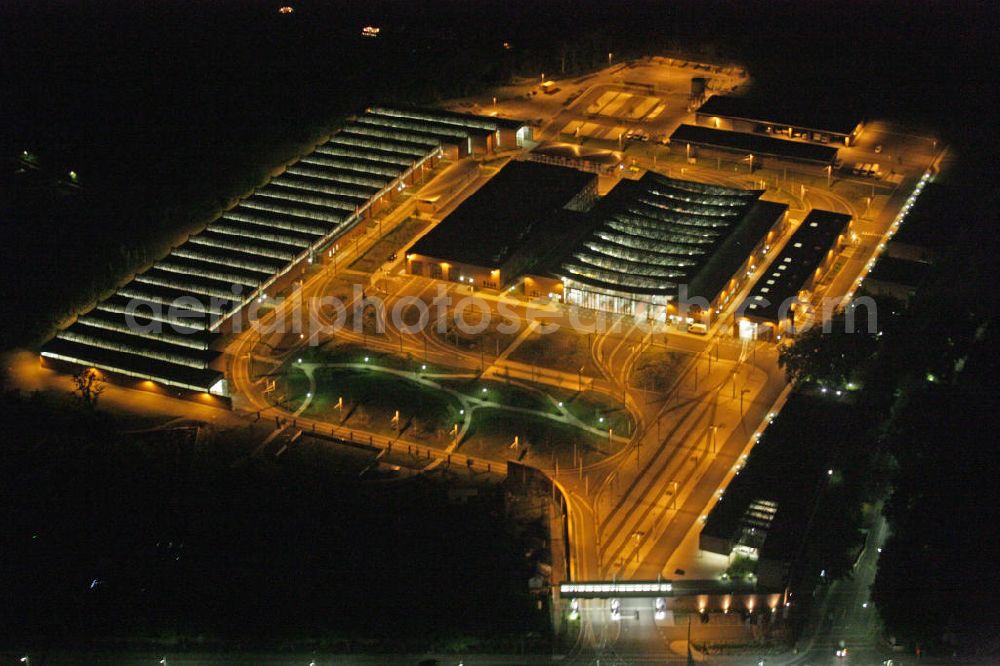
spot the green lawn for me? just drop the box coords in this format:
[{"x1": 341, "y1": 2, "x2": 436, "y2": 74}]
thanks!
[
  {"x1": 461, "y1": 408, "x2": 614, "y2": 468},
  {"x1": 292, "y1": 366, "x2": 463, "y2": 444},
  {"x1": 281, "y1": 353, "x2": 634, "y2": 463},
  {"x1": 439, "y1": 377, "x2": 554, "y2": 413}
]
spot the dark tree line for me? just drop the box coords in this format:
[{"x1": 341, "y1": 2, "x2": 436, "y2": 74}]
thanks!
[{"x1": 779, "y1": 174, "x2": 1000, "y2": 654}]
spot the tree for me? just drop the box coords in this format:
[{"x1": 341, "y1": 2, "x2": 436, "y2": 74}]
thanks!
[
  {"x1": 71, "y1": 367, "x2": 105, "y2": 409},
  {"x1": 777, "y1": 321, "x2": 879, "y2": 388}
]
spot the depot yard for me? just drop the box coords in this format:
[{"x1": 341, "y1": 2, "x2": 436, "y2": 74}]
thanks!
[
  {"x1": 509, "y1": 326, "x2": 604, "y2": 377},
  {"x1": 349, "y1": 216, "x2": 427, "y2": 274}
]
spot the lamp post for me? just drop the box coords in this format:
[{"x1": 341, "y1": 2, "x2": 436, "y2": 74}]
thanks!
[{"x1": 740, "y1": 388, "x2": 751, "y2": 417}]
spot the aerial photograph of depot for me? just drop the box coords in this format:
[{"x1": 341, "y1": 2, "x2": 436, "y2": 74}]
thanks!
[{"x1": 2, "y1": 1, "x2": 998, "y2": 664}]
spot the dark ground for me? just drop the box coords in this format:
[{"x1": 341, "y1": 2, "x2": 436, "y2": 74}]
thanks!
[{"x1": 0, "y1": 390, "x2": 548, "y2": 651}]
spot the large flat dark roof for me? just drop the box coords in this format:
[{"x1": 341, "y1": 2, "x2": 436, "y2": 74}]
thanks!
[
  {"x1": 889, "y1": 182, "x2": 953, "y2": 249},
  {"x1": 688, "y1": 199, "x2": 788, "y2": 302},
  {"x1": 697, "y1": 94, "x2": 862, "y2": 136},
  {"x1": 867, "y1": 255, "x2": 930, "y2": 288},
  {"x1": 412, "y1": 161, "x2": 595, "y2": 268},
  {"x1": 739, "y1": 209, "x2": 850, "y2": 322},
  {"x1": 702, "y1": 394, "x2": 860, "y2": 564},
  {"x1": 671, "y1": 124, "x2": 839, "y2": 165}
]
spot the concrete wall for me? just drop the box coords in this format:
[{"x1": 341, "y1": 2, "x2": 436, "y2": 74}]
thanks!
[
  {"x1": 699, "y1": 532, "x2": 732, "y2": 557},
  {"x1": 406, "y1": 253, "x2": 502, "y2": 290},
  {"x1": 522, "y1": 274, "x2": 563, "y2": 299},
  {"x1": 679, "y1": 142, "x2": 836, "y2": 177},
  {"x1": 694, "y1": 112, "x2": 859, "y2": 146},
  {"x1": 885, "y1": 240, "x2": 937, "y2": 264}
]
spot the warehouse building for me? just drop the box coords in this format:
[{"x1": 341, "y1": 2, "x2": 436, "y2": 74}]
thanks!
[
  {"x1": 42, "y1": 106, "x2": 527, "y2": 399},
  {"x1": 862, "y1": 255, "x2": 930, "y2": 303},
  {"x1": 695, "y1": 94, "x2": 863, "y2": 146},
  {"x1": 736, "y1": 209, "x2": 852, "y2": 339},
  {"x1": 700, "y1": 394, "x2": 854, "y2": 591},
  {"x1": 670, "y1": 124, "x2": 840, "y2": 168},
  {"x1": 406, "y1": 161, "x2": 597, "y2": 289},
  {"x1": 367, "y1": 105, "x2": 533, "y2": 154},
  {"x1": 555, "y1": 172, "x2": 788, "y2": 324},
  {"x1": 883, "y1": 182, "x2": 951, "y2": 264}
]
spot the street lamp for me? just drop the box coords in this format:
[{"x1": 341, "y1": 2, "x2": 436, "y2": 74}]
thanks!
[
  {"x1": 708, "y1": 423, "x2": 721, "y2": 453},
  {"x1": 632, "y1": 531, "x2": 644, "y2": 562}
]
